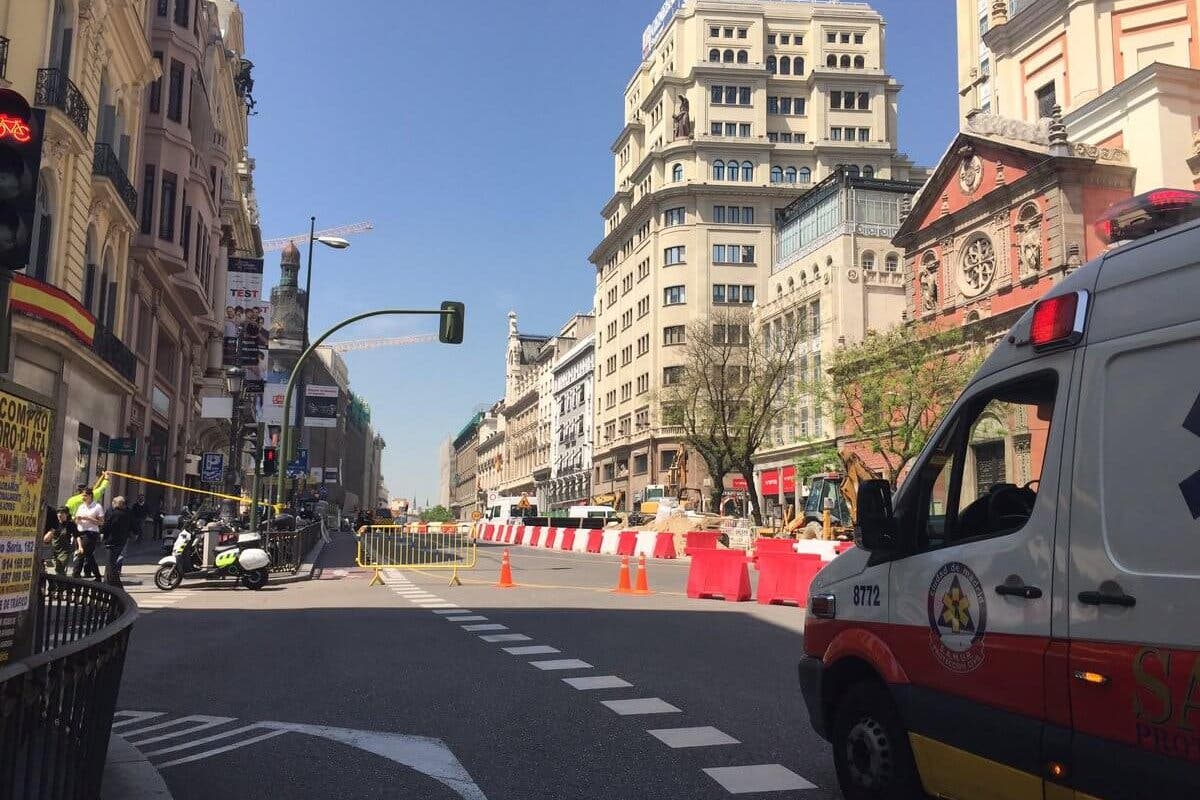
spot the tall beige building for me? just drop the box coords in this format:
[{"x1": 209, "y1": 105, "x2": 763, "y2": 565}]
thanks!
[
  {"x1": 956, "y1": 0, "x2": 1200, "y2": 190},
  {"x1": 588, "y1": 0, "x2": 920, "y2": 511}
]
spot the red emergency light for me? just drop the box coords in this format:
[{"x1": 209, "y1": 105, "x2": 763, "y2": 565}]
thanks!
[
  {"x1": 1030, "y1": 291, "x2": 1086, "y2": 351},
  {"x1": 1096, "y1": 188, "x2": 1200, "y2": 244}
]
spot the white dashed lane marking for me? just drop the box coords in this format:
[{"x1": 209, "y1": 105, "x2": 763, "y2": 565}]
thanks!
[
  {"x1": 562, "y1": 676, "x2": 631, "y2": 690},
  {"x1": 647, "y1": 726, "x2": 740, "y2": 749},
  {"x1": 462, "y1": 624, "x2": 507, "y2": 632},
  {"x1": 600, "y1": 698, "x2": 682, "y2": 716},
  {"x1": 479, "y1": 634, "x2": 530, "y2": 643},
  {"x1": 446, "y1": 615, "x2": 488, "y2": 622},
  {"x1": 702, "y1": 765, "x2": 817, "y2": 794},
  {"x1": 529, "y1": 659, "x2": 592, "y2": 671},
  {"x1": 502, "y1": 645, "x2": 559, "y2": 655}
]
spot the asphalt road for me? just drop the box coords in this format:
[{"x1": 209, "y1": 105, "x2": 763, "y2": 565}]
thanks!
[{"x1": 113, "y1": 533, "x2": 840, "y2": 799}]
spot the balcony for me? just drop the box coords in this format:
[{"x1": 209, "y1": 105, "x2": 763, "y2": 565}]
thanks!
[
  {"x1": 35, "y1": 68, "x2": 90, "y2": 137},
  {"x1": 92, "y1": 143, "x2": 137, "y2": 216},
  {"x1": 93, "y1": 321, "x2": 137, "y2": 384}
]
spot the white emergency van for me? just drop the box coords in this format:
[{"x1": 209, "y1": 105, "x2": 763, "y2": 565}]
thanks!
[{"x1": 799, "y1": 189, "x2": 1200, "y2": 800}]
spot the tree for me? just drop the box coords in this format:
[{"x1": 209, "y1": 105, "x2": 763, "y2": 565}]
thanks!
[
  {"x1": 661, "y1": 307, "x2": 804, "y2": 524},
  {"x1": 822, "y1": 324, "x2": 984, "y2": 489},
  {"x1": 420, "y1": 505, "x2": 455, "y2": 523}
]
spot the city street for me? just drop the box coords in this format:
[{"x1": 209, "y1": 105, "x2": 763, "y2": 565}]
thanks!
[{"x1": 115, "y1": 533, "x2": 839, "y2": 799}]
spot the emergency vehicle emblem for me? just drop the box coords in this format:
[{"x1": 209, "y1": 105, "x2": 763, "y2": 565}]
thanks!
[{"x1": 927, "y1": 562, "x2": 988, "y2": 673}]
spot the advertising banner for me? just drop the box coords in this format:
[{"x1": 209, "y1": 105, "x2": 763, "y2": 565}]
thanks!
[
  {"x1": 222, "y1": 257, "x2": 270, "y2": 392},
  {"x1": 258, "y1": 382, "x2": 286, "y2": 426},
  {"x1": 0, "y1": 391, "x2": 53, "y2": 666},
  {"x1": 303, "y1": 385, "x2": 338, "y2": 428}
]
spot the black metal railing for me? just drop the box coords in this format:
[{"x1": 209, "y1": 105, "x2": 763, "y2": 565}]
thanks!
[
  {"x1": 0, "y1": 36, "x2": 10, "y2": 80},
  {"x1": 93, "y1": 322, "x2": 137, "y2": 383},
  {"x1": 266, "y1": 520, "x2": 323, "y2": 575},
  {"x1": 0, "y1": 574, "x2": 136, "y2": 800},
  {"x1": 35, "y1": 68, "x2": 90, "y2": 137},
  {"x1": 92, "y1": 143, "x2": 138, "y2": 216}
]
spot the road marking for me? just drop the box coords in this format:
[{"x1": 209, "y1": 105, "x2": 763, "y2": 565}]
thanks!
[
  {"x1": 502, "y1": 645, "x2": 559, "y2": 655},
  {"x1": 562, "y1": 676, "x2": 631, "y2": 690},
  {"x1": 125, "y1": 716, "x2": 238, "y2": 747},
  {"x1": 479, "y1": 633, "x2": 530, "y2": 642},
  {"x1": 119, "y1": 715, "x2": 233, "y2": 739},
  {"x1": 445, "y1": 615, "x2": 488, "y2": 622},
  {"x1": 462, "y1": 623, "x2": 507, "y2": 631},
  {"x1": 155, "y1": 729, "x2": 290, "y2": 768},
  {"x1": 600, "y1": 698, "x2": 682, "y2": 716},
  {"x1": 141, "y1": 723, "x2": 267, "y2": 757},
  {"x1": 432, "y1": 609, "x2": 471, "y2": 615},
  {"x1": 529, "y1": 659, "x2": 592, "y2": 671},
  {"x1": 112, "y1": 711, "x2": 166, "y2": 728},
  {"x1": 702, "y1": 765, "x2": 816, "y2": 793},
  {"x1": 418, "y1": 603, "x2": 458, "y2": 608},
  {"x1": 646, "y1": 726, "x2": 740, "y2": 748}
]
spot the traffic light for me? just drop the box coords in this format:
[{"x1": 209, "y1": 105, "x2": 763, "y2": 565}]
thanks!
[
  {"x1": 0, "y1": 89, "x2": 44, "y2": 271},
  {"x1": 262, "y1": 446, "x2": 278, "y2": 476},
  {"x1": 439, "y1": 300, "x2": 464, "y2": 344}
]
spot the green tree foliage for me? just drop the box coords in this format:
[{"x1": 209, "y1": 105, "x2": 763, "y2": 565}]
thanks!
[
  {"x1": 822, "y1": 324, "x2": 984, "y2": 488},
  {"x1": 419, "y1": 505, "x2": 455, "y2": 523}
]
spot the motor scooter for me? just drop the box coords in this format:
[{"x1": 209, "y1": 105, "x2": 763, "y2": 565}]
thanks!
[{"x1": 155, "y1": 520, "x2": 271, "y2": 590}]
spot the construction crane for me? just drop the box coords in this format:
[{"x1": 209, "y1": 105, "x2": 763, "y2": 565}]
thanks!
[
  {"x1": 327, "y1": 333, "x2": 437, "y2": 354},
  {"x1": 261, "y1": 221, "x2": 374, "y2": 253}
]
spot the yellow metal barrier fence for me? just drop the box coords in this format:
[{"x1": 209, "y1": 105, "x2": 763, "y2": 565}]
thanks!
[{"x1": 356, "y1": 524, "x2": 477, "y2": 587}]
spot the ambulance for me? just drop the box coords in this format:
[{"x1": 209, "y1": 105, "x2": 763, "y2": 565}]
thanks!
[{"x1": 798, "y1": 188, "x2": 1200, "y2": 800}]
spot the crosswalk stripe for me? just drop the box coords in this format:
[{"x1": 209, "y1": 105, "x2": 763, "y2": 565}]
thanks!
[
  {"x1": 126, "y1": 716, "x2": 236, "y2": 747},
  {"x1": 155, "y1": 729, "x2": 290, "y2": 769},
  {"x1": 141, "y1": 723, "x2": 264, "y2": 757}
]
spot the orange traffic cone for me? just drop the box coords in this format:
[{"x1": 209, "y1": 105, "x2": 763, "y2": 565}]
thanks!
[
  {"x1": 496, "y1": 549, "x2": 517, "y2": 588},
  {"x1": 633, "y1": 553, "x2": 652, "y2": 595},
  {"x1": 613, "y1": 555, "x2": 634, "y2": 594}
]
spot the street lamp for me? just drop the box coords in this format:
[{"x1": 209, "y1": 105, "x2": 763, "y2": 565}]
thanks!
[
  {"x1": 302, "y1": 217, "x2": 352, "y2": 347},
  {"x1": 224, "y1": 366, "x2": 246, "y2": 521}
]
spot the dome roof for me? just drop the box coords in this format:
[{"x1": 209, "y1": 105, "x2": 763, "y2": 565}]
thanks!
[{"x1": 280, "y1": 240, "x2": 301, "y2": 266}]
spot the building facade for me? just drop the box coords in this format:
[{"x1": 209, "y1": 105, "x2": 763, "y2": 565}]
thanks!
[
  {"x1": 956, "y1": 0, "x2": 1200, "y2": 191},
  {"x1": 752, "y1": 167, "x2": 923, "y2": 516},
  {"x1": 449, "y1": 413, "x2": 481, "y2": 520},
  {"x1": 544, "y1": 332, "x2": 595, "y2": 511},
  {"x1": 475, "y1": 403, "x2": 504, "y2": 510},
  {"x1": 588, "y1": 0, "x2": 924, "y2": 511}
]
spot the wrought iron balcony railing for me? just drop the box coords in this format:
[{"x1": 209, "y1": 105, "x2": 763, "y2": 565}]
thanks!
[
  {"x1": 93, "y1": 321, "x2": 137, "y2": 383},
  {"x1": 92, "y1": 143, "x2": 138, "y2": 216},
  {"x1": 0, "y1": 36, "x2": 10, "y2": 80},
  {"x1": 35, "y1": 67, "x2": 90, "y2": 136}
]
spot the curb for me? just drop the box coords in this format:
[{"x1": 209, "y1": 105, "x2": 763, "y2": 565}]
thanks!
[
  {"x1": 102, "y1": 734, "x2": 173, "y2": 800},
  {"x1": 269, "y1": 537, "x2": 326, "y2": 584}
]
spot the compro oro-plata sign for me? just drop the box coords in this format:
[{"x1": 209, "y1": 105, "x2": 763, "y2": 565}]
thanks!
[
  {"x1": 303, "y1": 385, "x2": 338, "y2": 428},
  {"x1": 0, "y1": 391, "x2": 53, "y2": 665}
]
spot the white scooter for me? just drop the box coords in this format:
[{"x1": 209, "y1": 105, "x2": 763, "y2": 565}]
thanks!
[{"x1": 155, "y1": 521, "x2": 271, "y2": 590}]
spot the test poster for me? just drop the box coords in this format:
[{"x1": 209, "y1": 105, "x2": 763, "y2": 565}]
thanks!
[{"x1": 0, "y1": 391, "x2": 54, "y2": 665}]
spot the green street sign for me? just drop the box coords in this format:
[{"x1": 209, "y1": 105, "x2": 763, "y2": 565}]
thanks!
[{"x1": 108, "y1": 437, "x2": 137, "y2": 455}]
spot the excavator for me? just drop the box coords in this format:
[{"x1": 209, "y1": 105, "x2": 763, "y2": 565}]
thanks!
[{"x1": 784, "y1": 451, "x2": 879, "y2": 539}]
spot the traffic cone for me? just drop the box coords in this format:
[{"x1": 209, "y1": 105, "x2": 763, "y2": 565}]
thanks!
[
  {"x1": 496, "y1": 549, "x2": 517, "y2": 588},
  {"x1": 613, "y1": 555, "x2": 633, "y2": 594},
  {"x1": 633, "y1": 553, "x2": 652, "y2": 595}
]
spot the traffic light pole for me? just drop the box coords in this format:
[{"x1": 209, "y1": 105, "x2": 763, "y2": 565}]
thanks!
[
  {"x1": 249, "y1": 422, "x2": 264, "y2": 532},
  {"x1": 273, "y1": 306, "x2": 460, "y2": 509}
]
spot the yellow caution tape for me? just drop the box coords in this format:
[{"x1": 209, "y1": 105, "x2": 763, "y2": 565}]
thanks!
[{"x1": 106, "y1": 470, "x2": 249, "y2": 504}]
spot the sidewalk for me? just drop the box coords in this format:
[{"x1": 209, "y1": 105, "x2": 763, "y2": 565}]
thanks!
[{"x1": 103, "y1": 734, "x2": 173, "y2": 800}]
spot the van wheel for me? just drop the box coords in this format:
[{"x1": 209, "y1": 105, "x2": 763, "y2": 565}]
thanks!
[{"x1": 831, "y1": 681, "x2": 924, "y2": 800}]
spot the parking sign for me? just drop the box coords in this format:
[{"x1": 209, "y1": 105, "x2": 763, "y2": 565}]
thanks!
[{"x1": 200, "y1": 452, "x2": 224, "y2": 483}]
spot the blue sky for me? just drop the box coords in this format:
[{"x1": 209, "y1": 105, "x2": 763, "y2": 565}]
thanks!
[{"x1": 245, "y1": 0, "x2": 957, "y2": 506}]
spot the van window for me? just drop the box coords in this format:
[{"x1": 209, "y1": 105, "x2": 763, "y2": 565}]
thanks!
[{"x1": 913, "y1": 372, "x2": 1057, "y2": 551}]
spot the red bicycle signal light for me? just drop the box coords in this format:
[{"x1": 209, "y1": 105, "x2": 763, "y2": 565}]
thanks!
[{"x1": 0, "y1": 89, "x2": 45, "y2": 271}]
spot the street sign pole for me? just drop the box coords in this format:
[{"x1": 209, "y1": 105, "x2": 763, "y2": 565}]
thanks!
[{"x1": 250, "y1": 422, "x2": 265, "y2": 531}]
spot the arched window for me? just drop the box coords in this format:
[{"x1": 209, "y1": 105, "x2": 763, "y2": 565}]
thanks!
[
  {"x1": 29, "y1": 173, "x2": 54, "y2": 282},
  {"x1": 826, "y1": 54, "x2": 837, "y2": 68},
  {"x1": 672, "y1": 163, "x2": 683, "y2": 182},
  {"x1": 798, "y1": 166, "x2": 812, "y2": 183},
  {"x1": 853, "y1": 55, "x2": 865, "y2": 68},
  {"x1": 787, "y1": 277, "x2": 795, "y2": 290},
  {"x1": 780, "y1": 56, "x2": 791, "y2": 75},
  {"x1": 784, "y1": 166, "x2": 797, "y2": 183},
  {"x1": 713, "y1": 160, "x2": 725, "y2": 180},
  {"x1": 741, "y1": 161, "x2": 753, "y2": 181},
  {"x1": 767, "y1": 56, "x2": 777, "y2": 74},
  {"x1": 862, "y1": 165, "x2": 875, "y2": 178},
  {"x1": 840, "y1": 55, "x2": 851, "y2": 68},
  {"x1": 771, "y1": 166, "x2": 783, "y2": 183},
  {"x1": 736, "y1": 50, "x2": 748, "y2": 64},
  {"x1": 860, "y1": 251, "x2": 876, "y2": 271},
  {"x1": 885, "y1": 253, "x2": 899, "y2": 272},
  {"x1": 800, "y1": 270, "x2": 808, "y2": 283},
  {"x1": 709, "y1": 48, "x2": 720, "y2": 62},
  {"x1": 794, "y1": 57, "x2": 804, "y2": 74},
  {"x1": 847, "y1": 165, "x2": 861, "y2": 178},
  {"x1": 723, "y1": 49, "x2": 734, "y2": 63}
]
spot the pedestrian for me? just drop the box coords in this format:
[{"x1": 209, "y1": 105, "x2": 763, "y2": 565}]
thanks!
[
  {"x1": 71, "y1": 489, "x2": 104, "y2": 580},
  {"x1": 101, "y1": 496, "x2": 136, "y2": 587},
  {"x1": 42, "y1": 506, "x2": 77, "y2": 576},
  {"x1": 64, "y1": 469, "x2": 110, "y2": 517},
  {"x1": 131, "y1": 494, "x2": 147, "y2": 542}
]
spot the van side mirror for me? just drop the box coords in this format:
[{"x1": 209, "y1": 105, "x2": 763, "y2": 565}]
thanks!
[{"x1": 856, "y1": 479, "x2": 897, "y2": 552}]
